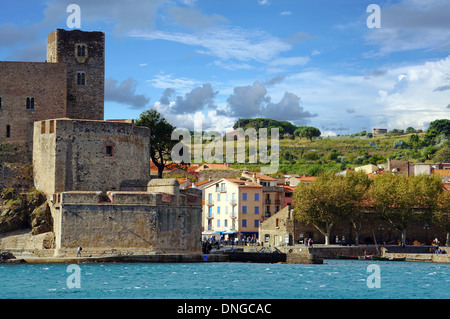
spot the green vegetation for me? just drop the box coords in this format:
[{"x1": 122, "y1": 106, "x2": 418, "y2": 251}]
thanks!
[
  {"x1": 233, "y1": 118, "x2": 297, "y2": 135},
  {"x1": 136, "y1": 114, "x2": 449, "y2": 178},
  {"x1": 135, "y1": 109, "x2": 177, "y2": 178},
  {"x1": 293, "y1": 172, "x2": 446, "y2": 245}
]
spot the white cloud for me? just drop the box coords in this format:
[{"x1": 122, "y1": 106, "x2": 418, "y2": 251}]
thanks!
[
  {"x1": 279, "y1": 55, "x2": 450, "y2": 132},
  {"x1": 130, "y1": 27, "x2": 291, "y2": 64},
  {"x1": 258, "y1": 0, "x2": 270, "y2": 6},
  {"x1": 149, "y1": 74, "x2": 200, "y2": 93}
]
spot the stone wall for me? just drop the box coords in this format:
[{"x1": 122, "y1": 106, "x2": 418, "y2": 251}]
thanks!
[
  {"x1": 0, "y1": 62, "x2": 67, "y2": 146},
  {"x1": 47, "y1": 29, "x2": 104, "y2": 121},
  {"x1": 198, "y1": 169, "x2": 242, "y2": 182},
  {"x1": 51, "y1": 188, "x2": 203, "y2": 255},
  {"x1": 388, "y1": 159, "x2": 410, "y2": 176},
  {"x1": 33, "y1": 119, "x2": 150, "y2": 195},
  {"x1": 0, "y1": 143, "x2": 33, "y2": 190}
]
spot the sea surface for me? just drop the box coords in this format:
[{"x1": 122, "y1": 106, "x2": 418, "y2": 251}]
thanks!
[{"x1": 0, "y1": 260, "x2": 449, "y2": 299}]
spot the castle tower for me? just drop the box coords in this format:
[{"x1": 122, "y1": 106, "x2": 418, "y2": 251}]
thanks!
[{"x1": 47, "y1": 29, "x2": 105, "y2": 120}]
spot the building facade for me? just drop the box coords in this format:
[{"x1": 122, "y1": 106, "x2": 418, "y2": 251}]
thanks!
[
  {"x1": 241, "y1": 172, "x2": 284, "y2": 220},
  {"x1": 203, "y1": 178, "x2": 262, "y2": 240}
]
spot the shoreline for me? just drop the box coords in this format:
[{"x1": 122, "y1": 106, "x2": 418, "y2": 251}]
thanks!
[{"x1": 2, "y1": 247, "x2": 449, "y2": 264}]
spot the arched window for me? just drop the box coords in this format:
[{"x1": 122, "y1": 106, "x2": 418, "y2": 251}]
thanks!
[
  {"x1": 6, "y1": 125, "x2": 10, "y2": 138},
  {"x1": 77, "y1": 45, "x2": 86, "y2": 57},
  {"x1": 26, "y1": 97, "x2": 35, "y2": 110},
  {"x1": 76, "y1": 72, "x2": 86, "y2": 86}
]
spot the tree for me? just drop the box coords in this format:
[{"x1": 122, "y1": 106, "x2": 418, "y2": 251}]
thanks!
[
  {"x1": 409, "y1": 134, "x2": 419, "y2": 146},
  {"x1": 296, "y1": 126, "x2": 321, "y2": 141},
  {"x1": 135, "y1": 109, "x2": 176, "y2": 178},
  {"x1": 433, "y1": 190, "x2": 450, "y2": 246},
  {"x1": 293, "y1": 173, "x2": 351, "y2": 245},
  {"x1": 406, "y1": 126, "x2": 416, "y2": 134},
  {"x1": 368, "y1": 174, "x2": 443, "y2": 245},
  {"x1": 344, "y1": 171, "x2": 373, "y2": 245},
  {"x1": 427, "y1": 119, "x2": 450, "y2": 137},
  {"x1": 433, "y1": 145, "x2": 450, "y2": 163}
]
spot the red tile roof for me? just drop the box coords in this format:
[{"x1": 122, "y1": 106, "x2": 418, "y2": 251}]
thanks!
[{"x1": 242, "y1": 172, "x2": 277, "y2": 181}]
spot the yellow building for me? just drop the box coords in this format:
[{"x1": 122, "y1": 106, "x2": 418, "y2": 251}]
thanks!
[
  {"x1": 202, "y1": 178, "x2": 262, "y2": 240},
  {"x1": 241, "y1": 172, "x2": 284, "y2": 220}
]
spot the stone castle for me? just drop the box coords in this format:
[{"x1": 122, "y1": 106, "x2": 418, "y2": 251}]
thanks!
[{"x1": 0, "y1": 29, "x2": 202, "y2": 256}]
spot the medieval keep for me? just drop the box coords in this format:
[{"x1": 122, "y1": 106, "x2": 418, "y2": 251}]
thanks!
[{"x1": 0, "y1": 29, "x2": 202, "y2": 256}]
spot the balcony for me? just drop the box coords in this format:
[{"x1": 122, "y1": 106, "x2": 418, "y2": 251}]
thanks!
[
  {"x1": 265, "y1": 199, "x2": 271, "y2": 205},
  {"x1": 230, "y1": 213, "x2": 237, "y2": 219},
  {"x1": 206, "y1": 200, "x2": 214, "y2": 206},
  {"x1": 274, "y1": 199, "x2": 281, "y2": 205},
  {"x1": 230, "y1": 199, "x2": 237, "y2": 206},
  {"x1": 206, "y1": 213, "x2": 214, "y2": 219}
]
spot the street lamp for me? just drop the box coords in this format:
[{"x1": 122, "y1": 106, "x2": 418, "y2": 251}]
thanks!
[{"x1": 423, "y1": 223, "x2": 430, "y2": 245}]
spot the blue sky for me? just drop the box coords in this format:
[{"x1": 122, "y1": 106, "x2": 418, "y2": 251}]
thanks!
[{"x1": 1, "y1": 0, "x2": 449, "y2": 135}]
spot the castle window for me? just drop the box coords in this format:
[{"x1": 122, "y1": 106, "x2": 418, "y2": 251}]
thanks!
[
  {"x1": 49, "y1": 120, "x2": 55, "y2": 133},
  {"x1": 41, "y1": 121, "x2": 46, "y2": 134},
  {"x1": 6, "y1": 125, "x2": 10, "y2": 138},
  {"x1": 0, "y1": 96, "x2": 2, "y2": 109},
  {"x1": 77, "y1": 45, "x2": 86, "y2": 57},
  {"x1": 105, "y1": 144, "x2": 114, "y2": 156},
  {"x1": 26, "y1": 97, "x2": 35, "y2": 110},
  {"x1": 76, "y1": 72, "x2": 86, "y2": 86}
]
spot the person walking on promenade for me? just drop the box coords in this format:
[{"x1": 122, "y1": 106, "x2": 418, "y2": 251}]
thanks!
[{"x1": 77, "y1": 246, "x2": 82, "y2": 257}]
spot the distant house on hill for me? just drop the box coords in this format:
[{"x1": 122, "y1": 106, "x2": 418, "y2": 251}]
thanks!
[
  {"x1": 286, "y1": 175, "x2": 316, "y2": 187},
  {"x1": 355, "y1": 164, "x2": 378, "y2": 174},
  {"x1": 372, "y1": 128, "x2": 387, "y2": 135}
]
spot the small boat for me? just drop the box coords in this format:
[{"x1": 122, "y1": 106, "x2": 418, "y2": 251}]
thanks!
[
  {"x1": 371, "y1": 256, "x2": 390, "y2": 261},
  {"x1": 358, "y1": 255, "x2": 373, "y2": 260},
  {"x1": 388, "y1": 256, "x2": 406, "y2": 261},
  {"x1": 337, "y1": 255, "x2": 358, "y2": 260},
  {"x1": 371, "y1": 256, "x2": 406, "y2": 261}
]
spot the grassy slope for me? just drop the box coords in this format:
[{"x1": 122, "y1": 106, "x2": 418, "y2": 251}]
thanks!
[{"x1": 226, "y1": 133, "x2": 425, "y2": 176}]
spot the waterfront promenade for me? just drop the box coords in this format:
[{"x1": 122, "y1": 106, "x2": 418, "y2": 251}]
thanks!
[{"x1": 2, "y1": 244, "x2": 449, "y2": 264}]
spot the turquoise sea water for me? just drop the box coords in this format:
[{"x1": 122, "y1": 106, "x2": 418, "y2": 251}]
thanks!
[{"x1": 0, "y1": 260, "x2": 449, "y2": 299}]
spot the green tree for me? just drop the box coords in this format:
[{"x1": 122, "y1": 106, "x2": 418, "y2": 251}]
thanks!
[
  {"x1": 427, "y1": 119, "x2": 450, "y2": 136},
  {"x1": 297, "y1": 126, "x2": 321, "y2": 141},
  {"x1": 368, "y1": 174, "x2": 443, "y2": 245},
  {"x1": 409, "y1": 134, "x2": 419, "y2": 146},
  {"x1": 135, "y1": 109, "x2": 177, "y2": 178},
  {"x1": 406, "y1": 127, "x2": 416, "y2": 134},
  {"x1": 433, "y1": 145, "x2": 450, "y2": 163},
  {"x1": 433, "y1": 190, "x2": 450, "y2": 245},
  {"x1": 293, "y1": 173, "x2": 351, "y2": 245},
  {"x1": 344, "y1": 171, "x2": 373, "y2": 245}
]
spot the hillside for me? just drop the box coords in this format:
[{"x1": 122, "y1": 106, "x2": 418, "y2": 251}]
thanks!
[
  {"x1": 222, "y1": 118, "x2": 450, "y2": 176},
  {"x1": 227, "y1": 131, "x2": 449, "y2": 176}
]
